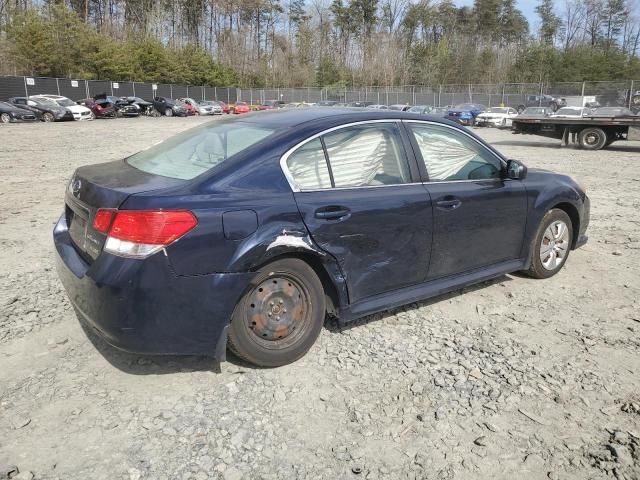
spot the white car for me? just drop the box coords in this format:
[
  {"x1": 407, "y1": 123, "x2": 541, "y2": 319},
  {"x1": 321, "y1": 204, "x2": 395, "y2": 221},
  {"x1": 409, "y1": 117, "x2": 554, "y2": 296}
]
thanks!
[
  {"x1": 197, "y1": 100, "x2": 223, "y2": 115},
  {"x1": 476, "y1": 107, "x2": 518, "y2": 127},
  {"x1": 550, "y1": 107, "x2": 590, "y2": 118},
  {"x1": 30, "y1": 95, "x2": 93, "y2": 121}
]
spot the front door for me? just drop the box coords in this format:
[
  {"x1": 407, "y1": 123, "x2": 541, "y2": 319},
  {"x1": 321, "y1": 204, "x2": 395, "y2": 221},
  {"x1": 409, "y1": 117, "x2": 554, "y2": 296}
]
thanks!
[
  {"x1": 283, "y1": 121, "x2": 433, "y2": 303},
  {"x1": 404, "y1": 121, "x2": 528, "y2": 279}
]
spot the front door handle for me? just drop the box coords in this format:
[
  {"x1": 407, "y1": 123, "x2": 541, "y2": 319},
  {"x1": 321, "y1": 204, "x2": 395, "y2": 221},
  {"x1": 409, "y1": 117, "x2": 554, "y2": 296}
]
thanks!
[
  {"x1": 435, "y1": 198, "x2": 462, "y2": 210},
  {"x1": 314, "y1": 206, "x2": 351, "y2": 220}
]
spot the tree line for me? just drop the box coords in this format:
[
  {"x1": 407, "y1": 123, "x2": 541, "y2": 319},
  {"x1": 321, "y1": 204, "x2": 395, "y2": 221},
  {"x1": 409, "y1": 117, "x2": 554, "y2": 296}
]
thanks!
[{"x1": 0, "y1": 0, "x2": 638, "y2": 87}]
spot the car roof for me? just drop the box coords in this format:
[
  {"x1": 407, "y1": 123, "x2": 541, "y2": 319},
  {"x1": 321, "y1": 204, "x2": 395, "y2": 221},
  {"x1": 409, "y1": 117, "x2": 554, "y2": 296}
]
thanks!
[{"x1": 226, "y1": 107, "x2": 465, "y2": 129}]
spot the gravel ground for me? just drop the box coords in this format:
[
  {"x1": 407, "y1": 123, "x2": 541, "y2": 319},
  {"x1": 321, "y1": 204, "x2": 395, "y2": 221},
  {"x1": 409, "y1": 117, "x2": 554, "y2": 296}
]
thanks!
[{"x1": 1, "y1": 117, "x2": 639, "y2": 480}]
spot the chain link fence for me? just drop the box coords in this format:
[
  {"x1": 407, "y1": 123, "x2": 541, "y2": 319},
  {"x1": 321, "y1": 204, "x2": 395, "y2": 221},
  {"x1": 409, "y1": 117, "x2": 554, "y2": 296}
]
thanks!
[{"x1": 0, "y1": 76, "x2": 637, "y2": 109}]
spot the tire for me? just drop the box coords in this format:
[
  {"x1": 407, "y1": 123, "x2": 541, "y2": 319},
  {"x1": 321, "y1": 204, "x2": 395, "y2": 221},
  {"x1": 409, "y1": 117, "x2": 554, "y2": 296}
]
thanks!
[
  {"x1": 0, "y1": 113, "x2": 10, "y2": 124},
  {"x1": 500, "y1": 118, "x2": 507, "y2": 128},
  {"x1": 89, "y1": 112, "x2": 96, "y2": 120},
  {"x1": 164, "y1": 108, "x2": 173, "y2": 117},
  {"x1": 517, "y1": 105, "x2": 525, "y2": 114},
  {"x1": 42, "y1": 112, "x2": 54, "y2": 122},
  {"x1": 578, "y1": 127, "x2": 607, "y2": 150},
  {"x1": 550, "y1": 101, "x2": 559, "y2": 112},
  {"x1": 523, "y1": 209, "x2": 573, "y2": 279},
  {"x1": 227, "y1": 258, "x2": 326, "y2": 367}
]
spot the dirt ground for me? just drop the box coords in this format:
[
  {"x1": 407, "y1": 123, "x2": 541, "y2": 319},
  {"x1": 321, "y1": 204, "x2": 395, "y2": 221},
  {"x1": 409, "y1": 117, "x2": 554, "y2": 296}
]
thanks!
[{"x1": 0, "y1": 117, "x2": 639, "y2": 480}]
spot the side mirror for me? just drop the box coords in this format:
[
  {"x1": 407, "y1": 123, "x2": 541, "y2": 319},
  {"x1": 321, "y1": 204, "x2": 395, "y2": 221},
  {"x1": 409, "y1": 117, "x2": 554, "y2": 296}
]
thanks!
[{"x1": 505, "y1": 159, "x2": 527, "y2": 180}]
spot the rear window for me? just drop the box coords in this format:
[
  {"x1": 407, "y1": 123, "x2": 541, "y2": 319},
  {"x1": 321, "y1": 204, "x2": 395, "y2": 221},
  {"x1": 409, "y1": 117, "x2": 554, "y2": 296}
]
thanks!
[{"x1": 127, "y1": 122, "x2": 275, "y2": 180}]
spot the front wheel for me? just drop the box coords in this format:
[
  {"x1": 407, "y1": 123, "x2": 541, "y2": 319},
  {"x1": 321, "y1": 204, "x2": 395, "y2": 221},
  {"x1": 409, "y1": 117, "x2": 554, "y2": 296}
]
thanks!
[
  {"x1": 523, "y1": 209, "x2": 573, "y2": 279},
  {"x1": 164, "y1": 108, "x2": 173, "y2": 117},
  {"x1": 42, "y1": 112, "x2": 54, "y2": 122},
  {"x1": 227, "y1": 258, "x2": 326, "y2": 367},
  {"x1": 0, "y1": 113, "x2": 11, "y2": 123}
]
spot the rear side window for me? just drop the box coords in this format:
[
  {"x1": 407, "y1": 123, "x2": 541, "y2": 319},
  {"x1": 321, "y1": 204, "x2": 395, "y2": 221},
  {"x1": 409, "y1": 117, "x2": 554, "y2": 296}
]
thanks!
[
  {"x1": 285, "y1": 122, "x2": 411, "y2": 190},
  {"x1": 409, "y1": 124, "x2": 501, "y2": 181},
  {"x1": 127, "y1": 122, "x2": 275, "y2": 180}
]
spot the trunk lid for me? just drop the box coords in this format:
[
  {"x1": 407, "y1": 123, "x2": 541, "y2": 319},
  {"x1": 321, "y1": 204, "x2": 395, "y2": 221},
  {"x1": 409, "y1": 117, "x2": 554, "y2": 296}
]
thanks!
[{"x1": 65, "y1": 160, "x2": 184, "y2": 262}]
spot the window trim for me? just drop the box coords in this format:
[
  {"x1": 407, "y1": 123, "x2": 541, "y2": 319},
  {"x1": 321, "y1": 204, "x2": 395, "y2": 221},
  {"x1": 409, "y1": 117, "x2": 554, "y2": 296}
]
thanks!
[
  {"x1": 280, "y1": 119, "x2": 415, "y2": 192},
  {"x1": 402, "y1": 119, "x2": 507, "y2": 183}
]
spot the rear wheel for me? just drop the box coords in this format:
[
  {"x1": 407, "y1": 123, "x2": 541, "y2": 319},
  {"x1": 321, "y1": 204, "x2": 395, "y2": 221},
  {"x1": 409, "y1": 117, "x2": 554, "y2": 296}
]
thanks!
[
  {"x1": 227, "y1": 258, "x2": 326, "y2": 367},
  {"x1": 578, "y1": 127, "x2": 607, "y2": 150},
  {"x1": 0, "y1": 113, "x2": 10, "y2": 123},
  {"x1": 550, "y1": 101, "x2": 559, "y2": 112},
  {"x1": 164, "y1": 108, "x2": 173, "y2": 117},
  {"x1": 42, "y1": 112, "x2": 54, "y2": 122},
  {"x1": 517, "y1": 105, "x2": 525, "y2": 113},
  {"x1": 523, "y1": 209, "x2": 572, "y2": 279}
]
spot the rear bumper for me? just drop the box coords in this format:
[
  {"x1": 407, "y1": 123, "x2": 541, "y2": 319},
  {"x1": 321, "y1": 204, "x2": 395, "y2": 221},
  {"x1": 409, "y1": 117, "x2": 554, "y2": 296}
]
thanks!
[{"x1": 53, "y1": 215, "x2": 255, "y2": 358}]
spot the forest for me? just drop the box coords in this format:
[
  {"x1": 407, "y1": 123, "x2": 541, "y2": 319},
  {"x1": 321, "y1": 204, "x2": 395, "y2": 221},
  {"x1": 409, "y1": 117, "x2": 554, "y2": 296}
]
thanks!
[{"x1": 0, "y1": 0, "x2": 639, "y2": 87}]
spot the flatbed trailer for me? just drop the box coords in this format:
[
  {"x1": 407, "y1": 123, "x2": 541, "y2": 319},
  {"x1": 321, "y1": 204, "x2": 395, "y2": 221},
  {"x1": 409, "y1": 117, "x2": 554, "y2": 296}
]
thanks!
[{"x1": 511, "y1": 115, "x2": 640, "y2": 150}]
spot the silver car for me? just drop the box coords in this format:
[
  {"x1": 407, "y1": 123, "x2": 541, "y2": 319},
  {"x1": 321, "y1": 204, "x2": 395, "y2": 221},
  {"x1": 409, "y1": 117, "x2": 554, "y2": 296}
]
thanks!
[{"x1": 198, "y1": 101, "x2": 223, "y2": 115}]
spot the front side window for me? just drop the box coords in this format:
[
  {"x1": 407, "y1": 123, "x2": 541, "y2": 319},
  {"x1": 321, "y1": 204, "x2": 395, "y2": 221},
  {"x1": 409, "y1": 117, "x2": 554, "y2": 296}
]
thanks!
[
  {"x1": 409, "y1": 124, "x2": 502, "y2": 181},
  {"x1": 127, "y1": 121, "x2": 275, "y2": 180}
]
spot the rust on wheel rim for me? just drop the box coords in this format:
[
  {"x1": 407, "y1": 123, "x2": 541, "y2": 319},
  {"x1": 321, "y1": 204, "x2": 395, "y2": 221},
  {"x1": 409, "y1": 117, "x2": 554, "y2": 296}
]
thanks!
[{"x1": 246, "y1": 276, "x2": 307, "y2": 343}]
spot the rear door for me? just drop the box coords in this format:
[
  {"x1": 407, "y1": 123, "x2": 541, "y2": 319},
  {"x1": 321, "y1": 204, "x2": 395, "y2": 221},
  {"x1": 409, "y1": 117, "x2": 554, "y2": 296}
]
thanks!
[
  {"x1": 283, "y1": 121, "x2": 433, "y2": 304},
  {"x1": 404, "y1": 121, "x2": 528, "y2": 279}
]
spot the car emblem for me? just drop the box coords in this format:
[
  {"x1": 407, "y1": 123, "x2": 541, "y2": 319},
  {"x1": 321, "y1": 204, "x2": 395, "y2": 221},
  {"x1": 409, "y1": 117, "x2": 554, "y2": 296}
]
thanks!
[{"x1": 70, "y1": 178, "x2": 82, "y2": 197}]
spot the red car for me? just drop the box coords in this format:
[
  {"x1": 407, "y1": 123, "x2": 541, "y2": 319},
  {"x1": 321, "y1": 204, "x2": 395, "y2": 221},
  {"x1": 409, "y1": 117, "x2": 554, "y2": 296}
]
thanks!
[
  {"x1": 233, "y1": 102, "x2": 250, "y2": 114},
  {"x1": 216, "y1": 101, "x2": 232, "y2": 114},
  {"x1": 78, "y1": 98, "x2": 116, "y2": 119},
  {"x1": 258, "y1": 100, "x2": 282, "y2": 111}
]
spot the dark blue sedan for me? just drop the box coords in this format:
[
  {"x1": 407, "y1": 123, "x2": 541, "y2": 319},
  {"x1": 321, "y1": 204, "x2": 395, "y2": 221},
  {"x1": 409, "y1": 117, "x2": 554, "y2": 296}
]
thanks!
[
  {"x1": 445, "y1": 103, "x2": 487, "y2": 126},
  {"x1": 54, "y1": 109, "x2": 590, "y2": 367}
]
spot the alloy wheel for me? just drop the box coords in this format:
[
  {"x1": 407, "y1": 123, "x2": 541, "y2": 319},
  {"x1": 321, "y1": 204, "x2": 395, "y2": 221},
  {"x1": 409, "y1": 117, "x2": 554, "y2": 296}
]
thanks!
[
  {"x1": 0, "y1": 113, "x2": 10, "y2": 123},
  {"x1": 539, "y1": 220, "x2": 569, "y2": 270}
]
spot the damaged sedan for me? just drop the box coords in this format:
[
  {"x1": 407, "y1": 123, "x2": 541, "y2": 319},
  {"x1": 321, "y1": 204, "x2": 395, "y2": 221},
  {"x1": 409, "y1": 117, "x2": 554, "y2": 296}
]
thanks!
[{"x1": 54, "y1": 109, "x2": 590, "y2": 367}]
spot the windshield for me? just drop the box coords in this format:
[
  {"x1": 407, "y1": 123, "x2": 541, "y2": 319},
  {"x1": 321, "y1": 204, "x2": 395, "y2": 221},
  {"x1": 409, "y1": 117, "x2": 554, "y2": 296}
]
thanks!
[
  {"x1": 127, "y1": 121, "x2": 276, "y2": 180},
  {"x1": 408, "y1": 106, "x2": 427, "y2": 113},
  {"x1": 55, "y1": 98, "x2": 76, "y2": 107},
  {"x1": 455, "y1": 104, "x2": 479, "y2": 110},
  {"x1": 488, "y1": 107, "x2": 509, "y2": 113}
]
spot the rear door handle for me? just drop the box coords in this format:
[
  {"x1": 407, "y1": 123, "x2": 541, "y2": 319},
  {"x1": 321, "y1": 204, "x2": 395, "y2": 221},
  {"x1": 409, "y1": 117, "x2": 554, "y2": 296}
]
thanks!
[
  {"x1": 314, "y1": 206, "x2": 351, "y2": 220},
  {"x1": 435, "y1": 198, "x2": 462, "y2": 210}
]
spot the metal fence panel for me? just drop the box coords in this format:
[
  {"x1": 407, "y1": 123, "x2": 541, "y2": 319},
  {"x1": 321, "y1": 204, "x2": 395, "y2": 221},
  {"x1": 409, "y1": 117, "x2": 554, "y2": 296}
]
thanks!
[
  {"x1": 111, "y1": 81, "x2": 134, "y2": 97},
  {"x1": 58, "y1": 79, "x2": 88, "y2": 100},
  {"x1": 25, "y1": 77, "x2": 59, "y2": 97},
  {"x1": 172, "y1": 85, "x2": 188, "y2": 98},
  {"x1": 155, "y1": 84, "x2": 172, "y2": 98},
  {"x1": 0, "y1": 76, "x2": 27, "y2": 100},
  {"x1": 134, "y1": 83, "x2": 153, "y2": 100},
  {"x1": 87, "y1": 80, "x2": 111, "y2": 97},
  {"x1": 187, "y1": 86, "x2": 203, "y2": 100}
]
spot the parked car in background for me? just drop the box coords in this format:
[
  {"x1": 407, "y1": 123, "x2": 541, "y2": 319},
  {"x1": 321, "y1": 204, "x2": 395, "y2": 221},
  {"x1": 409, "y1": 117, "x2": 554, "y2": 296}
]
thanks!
[
  {"x1": 515, "y1": 94, "x2": 566, "y2": 113},
  {"x1": 121, "y1": 97, "x2": 154, "y2": 115},
  {"x1": 197, "y1": 101, "x2": 222, "y2": 115},
  {"x1": 476, "y1": 107, "x2": 519, "y2": 128},
  {"x1": 519, "y1": 107, "x2": 552, "y2": 117},
  {"x1": 0, "y1": 101, "x2": 38, "y2": 123},
  {"x1": 368, "y1": 104, "x2": 389, "y2": 109},
  {"x1": 259, "y1": 100, "x2": 283, "y2": 110},
  {"x1": 233, "y1": 101, "x2": 251, "y2": 114},
  {"x1": 346, "y1": 101, "x2": 374, "y2": 108},
  {"x1": 77, "y1": 98, "x2": 116, "y2": 119},
  {"x1": 152, "y1": 97, "x2": 187, "y2": 117},
  {"x1": 389, "y1": 104, "x2": 410, "y2": 111},
  {"x1": 54, "y1": 109, "x2": 589, "y2": 367},
  {"x1": 407, "y1": 105, "x2": 433, "y2": 115},
  {"x1": 316, "y1": 100, "x2": 339, "y2": 107},
  {"x1": 445, "y1": 103, "x2": 486, "y2": 126},
  {"x1": 430, "y1": 107, "x2": 449, "y2": 117},
  {"x1": 175, "y1": 99, "x2": 198, "y2": 116},
  {"x1": 216, "y1": 101, "x2": 232, "y2": 114},
  {"x1": 8, "y1": 97, "x2": 72, "y2": 121},
  {"x1": 30, "y1": 95, "x2": 93, "y2": 121},
  {"x1": 590, "y1": 107, "x2": 637, "y2": 117},
  {"x1": 550, "y1": 107, "x2": 589, "y2": 118}
]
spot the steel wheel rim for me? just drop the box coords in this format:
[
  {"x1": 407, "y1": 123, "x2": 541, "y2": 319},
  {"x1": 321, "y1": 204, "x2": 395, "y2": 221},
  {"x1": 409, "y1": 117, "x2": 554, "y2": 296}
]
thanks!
[
  {"x1": 540, "y1": 220, "x2": 569, "y2": 271},
  {"x1": 585, "y1": 132, "x2": 600, "y2": 145},
  {"x1": 244, "y1": 274, "x2": 311, "y2": 349}
]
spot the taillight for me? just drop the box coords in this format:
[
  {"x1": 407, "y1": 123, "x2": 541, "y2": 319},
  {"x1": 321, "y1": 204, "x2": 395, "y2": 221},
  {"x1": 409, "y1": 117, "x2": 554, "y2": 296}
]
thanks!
[{"x1": 95, "y1": 209, "x2": 197, "y2": 259}]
